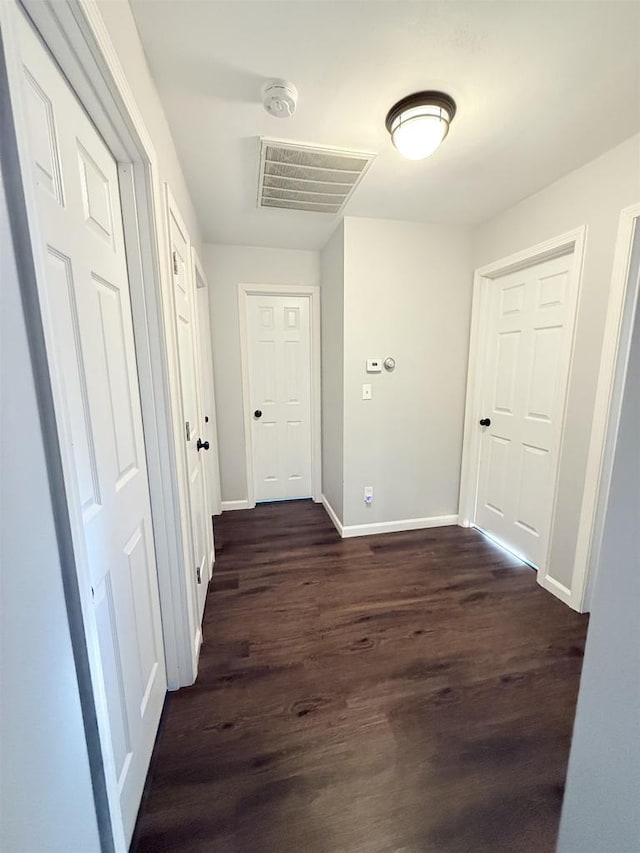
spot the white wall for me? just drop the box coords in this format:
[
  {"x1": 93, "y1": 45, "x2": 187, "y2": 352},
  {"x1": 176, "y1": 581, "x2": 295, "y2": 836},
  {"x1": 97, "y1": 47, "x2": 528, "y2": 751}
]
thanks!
[
  {"x1": 320, "y1": 223, "x2": 345, "y2": 518},
  {"x1": 0, "y1": 165, "x2": 101, "y2": 852},
  {"x1": 203, "y1": 244, "x2": 320, "y2": 502},
  {"x1": 341, "y1": 217, "x2": 473, "y2": 527},
  {"x1": 472, "y1": 133, "x2": 640, "y2": 591},
  {"x1": 96, "y1": 0, "x2": 203, "y2": 250},
  {"x1": 557, "y1": 226, "x2": 640, "y2": 852}
]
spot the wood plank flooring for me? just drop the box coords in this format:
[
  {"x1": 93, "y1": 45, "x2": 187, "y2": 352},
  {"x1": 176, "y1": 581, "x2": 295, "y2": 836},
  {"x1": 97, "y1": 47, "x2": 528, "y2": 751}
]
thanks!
[{"x1": 132, "y1": 500, "x2": 588, "y2": 853}]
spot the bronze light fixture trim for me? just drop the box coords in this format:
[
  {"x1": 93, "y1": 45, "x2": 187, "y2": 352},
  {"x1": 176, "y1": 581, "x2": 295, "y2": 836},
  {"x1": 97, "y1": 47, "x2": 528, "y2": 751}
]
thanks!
[{"x1": 385, "y1": 91, "x2": 457, "y2": 160}]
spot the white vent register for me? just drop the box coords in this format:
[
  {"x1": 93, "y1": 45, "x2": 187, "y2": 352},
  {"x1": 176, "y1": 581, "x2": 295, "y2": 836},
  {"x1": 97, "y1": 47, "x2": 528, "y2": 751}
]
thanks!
[{"x1": 258, "y1": 139, "x2": 375, "y2": 214}]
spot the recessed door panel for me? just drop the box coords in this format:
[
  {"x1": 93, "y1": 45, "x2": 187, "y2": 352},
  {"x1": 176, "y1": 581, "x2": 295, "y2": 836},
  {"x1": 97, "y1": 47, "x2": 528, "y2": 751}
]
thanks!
[
  {"x1": 286, "y1": 420, "x2": 304, "y2": 483},
  {"x1": 46, "y1": 248, "x2": 101, "y2": 516},
  {"x1": 23, "y1": 68, "x2": 63, "y2": 204},
  {"x1": 484, "y1": 436, "x2": 510, "y2": 516},
  {"x1": 537, "y1": 271, "x2": 568, "y2": 309},
  {"x1": 527, "y1": 326, "x2": 562, "y2": 421},
  {"x1": 515, "y1": 444, "x2": 549, "y2": 541},
  {"x1": 124, "y1": 522, "x2": 160, "y2": 715},
  {"x1": 500, "y1": 281, "x2": 525, "y2": 316},
  {"x1": 93, "y1": 575, "x2": 131, "y2": 787},
  {"x1": 94, "y1": 275, "x2": 139, "y2": 485},
  {"x1": 258, "y1": 340, "x2": 277, "y2": 403},
  {"x1": 284, "y1": 340, "x2": 301, "y2": 403},
  {"x1": 78, "y1": 142, "x2": 114, "y2": 246},
  {"x1": 493, "y1": 331, "x2": 520, "y2": 414},
  {"x1": 257, "y1": 420, "x2": 279, "y2": 483},
  {"x1": 284, "y1": 305, "x2": 300, "y2": 329},
  {"x1": 260, "y1": 306, "x2": 274, "y2": 328}
]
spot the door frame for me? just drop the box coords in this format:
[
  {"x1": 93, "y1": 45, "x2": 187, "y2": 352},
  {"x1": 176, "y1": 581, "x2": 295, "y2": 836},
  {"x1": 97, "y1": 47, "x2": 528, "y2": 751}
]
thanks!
[
  {"x1": 192, "y1": 247, "x2": 223, "y2": 524},
  {"x1": 458, "y1": 227, "x2": 587, "y2": 601},
  {"x1": 572, "y1": 203, "x2": 640, "y2": 611},
  {"x1": 238, "y1": 283, "x2": 322, "y2": 508},
  {"x1": 164, "y1": 183, "x2": 205, "y2": 659},
  {"x1": 7, "y1": 0, "x2": 200, "y2": 689},
  {"x1": 1, "y1": 1, "x2": 199, "y2": 848}
]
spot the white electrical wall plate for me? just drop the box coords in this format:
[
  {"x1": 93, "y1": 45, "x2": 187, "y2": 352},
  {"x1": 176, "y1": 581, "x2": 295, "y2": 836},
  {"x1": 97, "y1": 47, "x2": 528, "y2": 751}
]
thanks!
[{"x1": 366, "y1": 358, "x2": 382, "y2": 373}]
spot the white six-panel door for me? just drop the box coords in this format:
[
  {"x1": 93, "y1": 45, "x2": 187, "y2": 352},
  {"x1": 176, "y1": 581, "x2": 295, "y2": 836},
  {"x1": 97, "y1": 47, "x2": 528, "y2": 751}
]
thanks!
[
  {"x1": 167, "y1": 197, "x2": 211, "y2": 633},
  {"x1": 195, "y1": 259, "x2": 222, "y2": 538},
  {"x1": 246, "y1": 294, "x2": 312, "y2": 501},
  {"x1": 18, "y1": 12, "x2": 166, "y2": 844},
  {"x1": 475, "y1": 251, "x2": 577, "y2": 568}
]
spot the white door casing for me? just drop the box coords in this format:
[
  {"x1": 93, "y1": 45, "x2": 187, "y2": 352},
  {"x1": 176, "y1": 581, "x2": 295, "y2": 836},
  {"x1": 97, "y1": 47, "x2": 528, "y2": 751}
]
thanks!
[
  {"x1": 459, "y1": 228, "x2": 586, "y2": 608},
  {"x1": 244, "y1": 293, "x2": 313, "y2": 501},
  {"x1": 573, "y1": 204, "x2": 640, "y2": 611},
  {"x1": 17, "y1": 12, "x2": 166, "y2": 845},
  {"x1": 238, "y1": 284, "x2": 321, "y2": 508},
  {"x1": 193, "y1": 249, "x2": 222, "y2": 536},
  {"x1": 166, "y1": 189, "x2": 210, "y2": 635}
]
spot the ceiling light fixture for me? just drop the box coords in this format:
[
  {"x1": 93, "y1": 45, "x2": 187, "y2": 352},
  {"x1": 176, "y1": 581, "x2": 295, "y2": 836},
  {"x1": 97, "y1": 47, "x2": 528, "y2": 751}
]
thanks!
[{"x1": 385, "y1": 91, "x2": 456, "y2": 160}]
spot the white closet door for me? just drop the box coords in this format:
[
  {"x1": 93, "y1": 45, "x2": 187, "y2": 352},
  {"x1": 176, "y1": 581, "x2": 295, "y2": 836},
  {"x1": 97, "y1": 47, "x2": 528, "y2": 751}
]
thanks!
[
  {"x1": 195, "y1": 262, "x2": 222, "y2": 539},
  {"x1": 18, "y1": 13, "x2": 166, "y2": 843},
  {"x1": 167, "y1": 198, "x2": 209, "y2": 632},
  {"x1": 475, "y1": 251, "x2": 577, "y2": 570},
  {"x1": 246, "y1": 294, "x2": 312, "y2": 501}
]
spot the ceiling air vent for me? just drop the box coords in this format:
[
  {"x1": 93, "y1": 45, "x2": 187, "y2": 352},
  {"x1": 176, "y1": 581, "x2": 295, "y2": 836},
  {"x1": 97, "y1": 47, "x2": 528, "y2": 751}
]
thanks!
[{"x1": 258, "y1": 139, "x2": 376, "y2": 215}]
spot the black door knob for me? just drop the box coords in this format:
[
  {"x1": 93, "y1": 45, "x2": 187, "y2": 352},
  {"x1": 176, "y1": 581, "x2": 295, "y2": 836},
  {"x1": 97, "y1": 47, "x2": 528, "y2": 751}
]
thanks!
[
  {"x1": 479, "y1": 418, "x2": 491, "y2": 427},
  {"x1": 197, "y1": 438, "x2": 210, "y2": 451},
  {"x1": 254, "y1": 410, "x2": 262, "y2": 419}
]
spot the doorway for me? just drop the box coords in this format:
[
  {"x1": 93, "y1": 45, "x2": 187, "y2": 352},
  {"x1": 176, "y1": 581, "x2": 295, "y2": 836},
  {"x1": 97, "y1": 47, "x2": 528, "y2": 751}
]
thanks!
[
  {"x1": 459, "y1": 228, "x2": 586, "y2": 604},
  {"x1": 15, "y1": 10, "x2": 166, "y2": 845},
  {"x1": 238, "y1": 284, "x2": 321, "y2": 506},
  {"x1": 193, "y1": 250, "x2": 222, "y2": 528},
  {"x1": 166, "y1": 188, "x2": 212, "y2": 640}
]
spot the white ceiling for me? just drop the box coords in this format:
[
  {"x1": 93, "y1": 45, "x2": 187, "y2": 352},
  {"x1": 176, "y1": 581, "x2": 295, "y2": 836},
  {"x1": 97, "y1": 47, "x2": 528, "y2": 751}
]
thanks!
[{"x1": 130, "y1": 0, "x2": 640, "y2": 250}]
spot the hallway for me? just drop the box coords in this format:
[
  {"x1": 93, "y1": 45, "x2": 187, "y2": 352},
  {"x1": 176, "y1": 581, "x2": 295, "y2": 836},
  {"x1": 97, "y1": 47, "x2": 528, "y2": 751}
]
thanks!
[{"x1": 132, "y1": 502, "x2": 587, "y2": 852}]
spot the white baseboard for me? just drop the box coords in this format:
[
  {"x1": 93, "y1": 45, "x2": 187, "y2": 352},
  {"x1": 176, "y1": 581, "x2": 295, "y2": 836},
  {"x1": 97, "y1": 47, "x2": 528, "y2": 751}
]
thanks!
[
  {"x1": 320, "y1": 498, "x2": 458, "y2": 539},
  {"x1": 342, "y1": 514, "x2": 459, "y2": 538},
  {"x1": 320, "y1": 494, "x2": 344, "y2": 536},
  {"x1": 538, "y1": 573, "x2": 574, "y2": 609},
  {"x1": 220, "y1": 499, "x2": 253, "y2": 512}
]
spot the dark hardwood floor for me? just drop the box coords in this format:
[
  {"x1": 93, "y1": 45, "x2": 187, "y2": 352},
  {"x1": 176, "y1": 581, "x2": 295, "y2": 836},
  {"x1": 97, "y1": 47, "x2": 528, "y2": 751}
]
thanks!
[{"x1": 132, "y1": 500, "x2": 588, "y2": 853}]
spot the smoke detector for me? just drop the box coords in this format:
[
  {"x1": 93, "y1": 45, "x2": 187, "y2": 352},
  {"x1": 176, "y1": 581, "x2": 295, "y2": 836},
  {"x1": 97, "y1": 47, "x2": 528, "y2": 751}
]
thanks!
[{"x1": 262, "y1": 80, "x2": 298, "y2": 118}]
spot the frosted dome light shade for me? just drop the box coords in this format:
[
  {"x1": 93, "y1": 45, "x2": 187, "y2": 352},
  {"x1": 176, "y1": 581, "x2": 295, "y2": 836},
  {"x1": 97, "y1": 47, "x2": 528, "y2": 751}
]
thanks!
[
  {"x1": 391, "y1": 113, "x2": 448, "y2": 160},
  {"x1": 386, "y1": 92, "x2": 456, "y2": 161}
]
